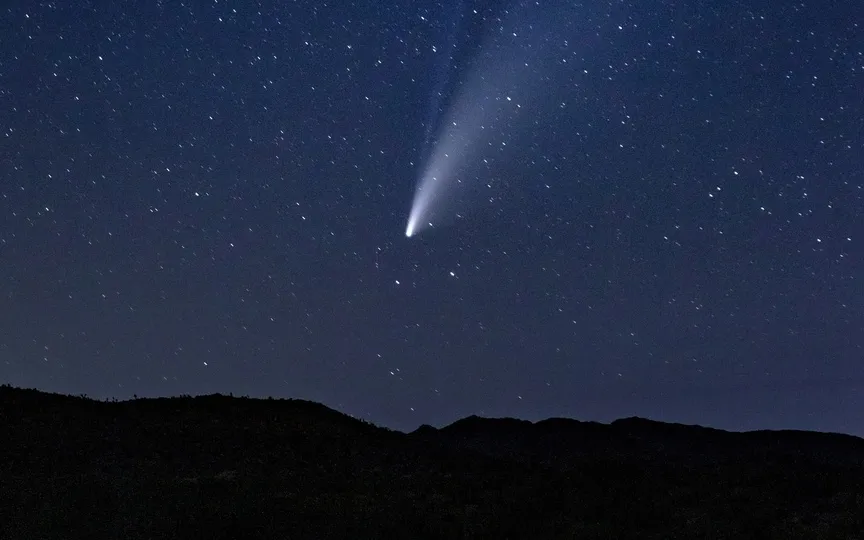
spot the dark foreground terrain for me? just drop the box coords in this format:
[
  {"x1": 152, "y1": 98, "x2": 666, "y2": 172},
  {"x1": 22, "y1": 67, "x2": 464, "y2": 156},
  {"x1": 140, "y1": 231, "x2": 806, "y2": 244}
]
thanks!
[{"x1": 2, "y1": 385, "x2": 863, "y2": 539}]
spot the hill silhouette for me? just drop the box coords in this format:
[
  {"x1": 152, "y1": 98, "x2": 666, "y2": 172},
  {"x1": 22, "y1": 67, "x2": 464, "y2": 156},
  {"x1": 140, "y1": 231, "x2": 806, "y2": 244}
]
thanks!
[{"x1": 2, "y1": 384, "x2": 863, "y2": 539}]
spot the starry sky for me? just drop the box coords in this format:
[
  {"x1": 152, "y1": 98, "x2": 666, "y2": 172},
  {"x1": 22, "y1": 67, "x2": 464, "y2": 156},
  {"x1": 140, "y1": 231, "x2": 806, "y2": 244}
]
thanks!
[{"x1": 1, "y1": 1, "x2": 862, "y2": 435}]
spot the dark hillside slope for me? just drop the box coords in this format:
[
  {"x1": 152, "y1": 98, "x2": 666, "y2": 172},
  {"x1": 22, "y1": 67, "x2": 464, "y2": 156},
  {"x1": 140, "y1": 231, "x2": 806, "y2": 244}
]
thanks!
[
  {"x1": 2, "y1": 385, "x2": 863, "y2": 539},
  {"x1": 417, "y1": 414, "x2": 864, "y2": 467}
]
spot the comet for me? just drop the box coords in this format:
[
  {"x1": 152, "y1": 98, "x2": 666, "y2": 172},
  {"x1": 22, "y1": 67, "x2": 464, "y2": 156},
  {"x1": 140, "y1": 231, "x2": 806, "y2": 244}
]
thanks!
[{"x1": 405, "y1": 0, "x2": 553, "y2": 238}]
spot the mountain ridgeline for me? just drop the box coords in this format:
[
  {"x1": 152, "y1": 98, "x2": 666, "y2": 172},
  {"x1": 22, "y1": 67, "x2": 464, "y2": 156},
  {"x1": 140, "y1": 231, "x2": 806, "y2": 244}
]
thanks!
[{"x1": 2, "y1": 385, "x2": 863, "y2": 539}]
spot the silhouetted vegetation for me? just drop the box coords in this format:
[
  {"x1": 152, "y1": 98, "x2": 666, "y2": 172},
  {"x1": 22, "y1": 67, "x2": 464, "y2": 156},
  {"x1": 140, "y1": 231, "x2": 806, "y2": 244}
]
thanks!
[{"x1": 2, "y1": 384, "x2": 863, "y2": 539}]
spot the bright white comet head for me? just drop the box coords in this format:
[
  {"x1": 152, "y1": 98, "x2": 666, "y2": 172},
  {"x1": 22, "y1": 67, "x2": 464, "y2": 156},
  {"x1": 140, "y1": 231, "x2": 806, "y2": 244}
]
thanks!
[
  {"x1": 406, "y1": 118, "x2": 477, "y2": 238},
  {"x1": 405, "y1": 170, "x2": 445, "y2": 238},
  {"x1": 406, "y1": 180, "x2": 437, "y2": 238}
]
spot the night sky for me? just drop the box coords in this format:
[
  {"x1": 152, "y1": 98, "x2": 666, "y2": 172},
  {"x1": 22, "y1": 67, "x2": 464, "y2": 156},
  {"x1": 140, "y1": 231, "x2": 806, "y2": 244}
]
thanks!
[{"x1": 2, "y1": 1, "x2": 862, "y2": 435}]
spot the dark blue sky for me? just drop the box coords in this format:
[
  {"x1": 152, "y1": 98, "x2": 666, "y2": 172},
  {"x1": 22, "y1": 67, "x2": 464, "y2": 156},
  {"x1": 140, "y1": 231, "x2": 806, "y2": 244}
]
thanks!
[{"x1": 1, "y1": 0, "x2": 862, "y2": 435}]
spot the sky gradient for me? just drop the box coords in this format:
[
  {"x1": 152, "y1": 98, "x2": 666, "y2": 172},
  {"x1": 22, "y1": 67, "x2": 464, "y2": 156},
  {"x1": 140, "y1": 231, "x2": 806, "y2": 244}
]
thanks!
[{"x1": 1, "y1": 0, "x2": 862, "y2": 435}]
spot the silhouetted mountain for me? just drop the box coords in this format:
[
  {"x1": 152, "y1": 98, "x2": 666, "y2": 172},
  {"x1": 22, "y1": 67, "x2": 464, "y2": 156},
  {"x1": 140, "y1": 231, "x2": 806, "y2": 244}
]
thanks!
[
  {"x1": 419, "y1": 414, "x2": 864, "y2": 468},
  {"x1": 2, "y1": 384, "x2": 864, "y2": 539}
]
